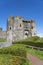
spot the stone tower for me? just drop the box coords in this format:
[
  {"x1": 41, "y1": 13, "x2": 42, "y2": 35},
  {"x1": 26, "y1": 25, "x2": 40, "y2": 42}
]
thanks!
[{"x1": 7, "y1": 16, "x2": 36, "y2": 42}]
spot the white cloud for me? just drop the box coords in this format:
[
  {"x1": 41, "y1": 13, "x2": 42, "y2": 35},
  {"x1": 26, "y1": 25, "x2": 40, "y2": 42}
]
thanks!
[{"x1": 37, "y1": 34, "x2": 43, "y2": 37}]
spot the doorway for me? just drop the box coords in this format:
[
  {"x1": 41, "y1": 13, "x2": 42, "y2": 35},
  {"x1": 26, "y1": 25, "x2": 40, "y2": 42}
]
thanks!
[{"x1": 24, "y1": 30, "x2": 29, "y2": 38}]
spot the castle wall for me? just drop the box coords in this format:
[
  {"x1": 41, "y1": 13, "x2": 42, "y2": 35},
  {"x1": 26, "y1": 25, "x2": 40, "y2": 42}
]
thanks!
[
  {"x1": 30, "y1": 20, "x2": 36, "y2": 36},
  {"x1": 22, "y1": 20, "x2": 32, "y2": 38},
  {"x1": 7, "y1": 16, "x2": 36, "y2": 42},
  {"x1": 0, "y1": 30, "x2": 6, "y2": 39}
]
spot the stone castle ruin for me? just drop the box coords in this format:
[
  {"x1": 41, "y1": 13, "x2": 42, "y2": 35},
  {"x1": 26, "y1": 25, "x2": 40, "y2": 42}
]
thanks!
[{"x1": 0, "y1": 16, "x2": 36, "y2": 42}]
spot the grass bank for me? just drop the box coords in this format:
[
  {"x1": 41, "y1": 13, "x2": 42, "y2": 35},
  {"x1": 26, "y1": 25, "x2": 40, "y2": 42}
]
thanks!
[
  {"x1": 26, "y1": 48, "x2": 43, "y2": 60},
  {"x1": 0, "y1": 38, "x2": 6, "y2": 42},
  {"x1": 0, "y1": 44, "x2": 30, "y2": 65},
  {"x1": 12, "y1": 36, "x2": 43, "y2": 60}
]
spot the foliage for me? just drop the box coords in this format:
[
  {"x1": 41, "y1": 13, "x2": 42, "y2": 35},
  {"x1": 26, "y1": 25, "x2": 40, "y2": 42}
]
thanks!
[
  {"x1": 0, "y1": 44, "x2": 30, "y2": 65},
  {"x1": 13, "y1": 36, "x2": 43, "y2": 48},
  {"x1": 26, "y1": 48, "x2": 43, "y2": 60},
  {"x1": 12, "y1": 36, "x2": 43, "y2": 60},
  {"x1": 0, "y1": 38, "x2": 6, "y2": 42},
  {"x1": 0, "y1": 44, "x2": 26, "y2": 58},
  {"x1": 0, "y1": 36, "x2": 43, "y2": 64},
  {"x1": 0, "y1": 54, "x2": 27, "y2": 65}
]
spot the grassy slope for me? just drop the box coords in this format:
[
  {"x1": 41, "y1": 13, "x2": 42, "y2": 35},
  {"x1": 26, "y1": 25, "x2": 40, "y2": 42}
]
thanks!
[
  {"x1": 0, "y1": 44, "x2": 43, "y2": 65},
  {"x1": 0, "y1": 54, "x2": 28, "y2": 65},
  {"x1": 0, "y1": 38, "x2": 6, "y2": 42},
  {"x1": 26, "y1": 48, "x2": 43, "y2": 60},
  {"x1": 12, "y1": 43, "x2": 43, "y2": 60},
  {"x1": 0, "y1": 44, "x2": 30, "y2": 65},
  {"x1": 13, "y1": 36, "x2": 43, "y2": 48},
  {"x1": 0, "y1": 36, "x2": 43, "y2": 65},
  {"x1": 13, "y1": 36, "x2": 43, "y2": 60},
  {"x1": 13, "y1": 44, "x2": 43, "y2": 60}
]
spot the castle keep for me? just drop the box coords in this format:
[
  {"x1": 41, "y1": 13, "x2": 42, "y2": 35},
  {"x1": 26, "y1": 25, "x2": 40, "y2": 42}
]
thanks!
[{"x1": 7, "y1": 16, "x2": 36, "y2": 42}]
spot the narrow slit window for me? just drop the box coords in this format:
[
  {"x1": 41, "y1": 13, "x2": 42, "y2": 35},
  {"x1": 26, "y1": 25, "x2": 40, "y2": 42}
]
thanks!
[
  {"x1": 10, "y1": 27, "x2": 11, "y2": 30},
  {"x1": 31, "y1": 26, "x2": 33, "y2": 29},
  {"x1": 20, "y1": 24, "x2": 21, "y2": 27}
]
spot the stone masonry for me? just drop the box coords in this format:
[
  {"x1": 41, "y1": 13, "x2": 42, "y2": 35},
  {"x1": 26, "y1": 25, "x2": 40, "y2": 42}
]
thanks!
[
  {"x1": 0, "y1": 28, "x2": 6, "y2": 39},
  {"x1": 7, "y1": 16, "x2": 36, "y2": 42}
]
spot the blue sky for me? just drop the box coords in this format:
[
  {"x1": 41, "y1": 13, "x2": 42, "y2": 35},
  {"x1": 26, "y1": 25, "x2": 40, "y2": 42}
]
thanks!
[{"x1": 0, "y1": 0, "x2": 43, "y2": 36}]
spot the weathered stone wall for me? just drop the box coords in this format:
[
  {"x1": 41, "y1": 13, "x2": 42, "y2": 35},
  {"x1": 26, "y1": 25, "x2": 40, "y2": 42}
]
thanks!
[
  {"x1": 30, "y1": 20, "x2": 36, "y2": 36},
  {"x1": 7, "y1": 16, "x2": 36, "y2": 42},
  {"x1": 0, "y1": 29, "x2": 6, "y2": 39}
]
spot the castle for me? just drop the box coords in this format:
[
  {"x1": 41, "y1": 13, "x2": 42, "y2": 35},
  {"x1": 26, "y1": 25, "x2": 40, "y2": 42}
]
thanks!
[{"x1": 0, "y1": 16, "x2": 36, "y2": 42}]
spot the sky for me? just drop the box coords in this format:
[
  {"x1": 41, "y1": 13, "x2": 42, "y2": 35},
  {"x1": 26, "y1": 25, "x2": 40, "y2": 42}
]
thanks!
[{"x1": 0, "y1": 0, "x2": 43, "y2": 37}]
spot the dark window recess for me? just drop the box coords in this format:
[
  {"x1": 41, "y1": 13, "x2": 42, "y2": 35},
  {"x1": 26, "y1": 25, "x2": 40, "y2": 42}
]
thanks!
[
  {"x1": 28, "y1": 21, "x2": 30, "y2": 23},
  {"x1": 20, "y1": 24, "x2": 21, "y2": 27},
  {"x1": 25, "y1": 33, "x2": 28, "y2": 36},
  {"x1": 10, "y1": 27, "x2": 11, "y2": 30},
  {"x1": 31, "y1": 26, "x2": 33, "y2": 29}
]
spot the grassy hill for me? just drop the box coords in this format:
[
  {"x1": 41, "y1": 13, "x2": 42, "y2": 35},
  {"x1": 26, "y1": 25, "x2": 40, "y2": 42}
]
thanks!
[
  {"x1": 0, "y1": 44, "x2": 30, "y2": 65},
  {"x1": 12, "y1": 36, "x2": 43, "y2": 60},
  {"x1": 0, "y1": 38, "x2": 6, "y2": 42},
  {"x1": 13, "y1": 36, "x2": 43, "y2": 48},
  {"x1": 0, "y1": 36, "x2": 43, "y2": 65}
]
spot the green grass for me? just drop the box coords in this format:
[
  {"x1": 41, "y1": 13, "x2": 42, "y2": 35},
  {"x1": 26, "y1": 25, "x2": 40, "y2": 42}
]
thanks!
[
  {"x1": 13, "y1": 36, "x2": 43, "y2": 48},
  {"x1": 12, "y1": 36, "x2": 43, "y2": 60},
  {"x1": 0, "y1": 54, "x2": 29, "y2": 65},
  {"x1": 26, "y1": 48, "x2": 43, "y2": 60},
  {"x1": 0, "y1": 36, "x2": 43, "y2": 65},
  {"x1": 1, "y1": 43, "x2": 43, "y2": 60},
  {"x1": 0, "y1": 43, "x2": 43, "y2": 65},
  {"x1": 0, "y1": 38, "x2": 6, "y2": 42},
  {"x1": 0, "y1": 44, "x2": 31, "y2": 65},
  {"x1": 0, "y1": 54, "x2": 31, "y2": 65},
  {"x1": 12, "y1": 44, "x2": 43, "y2": 60}
]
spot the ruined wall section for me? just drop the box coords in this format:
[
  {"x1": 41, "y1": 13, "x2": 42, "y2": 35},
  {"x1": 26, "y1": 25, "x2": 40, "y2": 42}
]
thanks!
[
  {"x1": 12, "y1": 16, "x2": 24, "y2": 41},
  {"x1": 7, "y1": 16, "x2": 36, "y2": 42},
  {"x1": 0, "y1": 28, "x2": 6, "y2": 39},
  {"x1": 30, "y1": 20, "x2": 36, "y2": 36},
  {"x1": 22, "y1": 20, "x2": 32, "y2": 38}
]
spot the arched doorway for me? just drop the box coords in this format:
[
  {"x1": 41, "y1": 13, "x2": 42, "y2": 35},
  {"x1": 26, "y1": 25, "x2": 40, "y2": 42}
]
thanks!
[{"x1": 24, "y1": 30, "x2": 29, "y2": 38}]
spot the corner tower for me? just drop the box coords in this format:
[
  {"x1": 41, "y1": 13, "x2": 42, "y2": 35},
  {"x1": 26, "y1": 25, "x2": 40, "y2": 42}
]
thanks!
[{"x1": 7, "y1": 16, "x2": 24, "y2": 42}]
